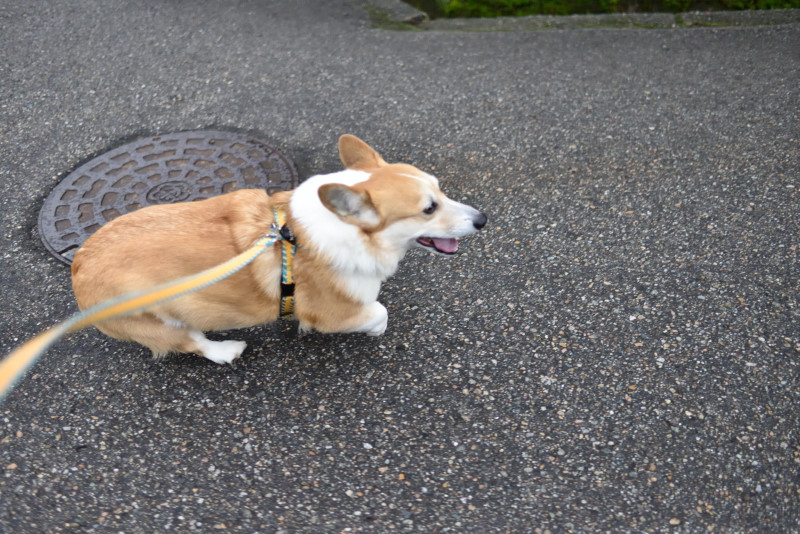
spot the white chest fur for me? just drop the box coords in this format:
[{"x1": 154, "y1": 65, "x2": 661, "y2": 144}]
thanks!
[
  {"x1": 291, "y1": 170, "x2": 405, "y2": 284},
  {"x1": 336, "y1": 272, "x2": 383, "y2": 304}
]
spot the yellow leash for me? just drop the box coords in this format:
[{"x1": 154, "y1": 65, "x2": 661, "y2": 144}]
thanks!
[{"x1": 0, "y1": 227, "x2": 284, "y2": 401}]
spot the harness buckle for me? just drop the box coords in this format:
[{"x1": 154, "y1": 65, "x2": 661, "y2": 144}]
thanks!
[{"x1": 279, "y1": 224, "x2": 296, "y2": 245}]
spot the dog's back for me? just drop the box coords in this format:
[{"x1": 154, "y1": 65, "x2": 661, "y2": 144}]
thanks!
[{"x1": 71, "y1": 189, "x2": 285, "y2": 359}]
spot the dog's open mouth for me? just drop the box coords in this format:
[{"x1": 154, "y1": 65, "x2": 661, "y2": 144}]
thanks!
[{"x1": 416, "y1": 237, "x2": 459, "y2": 255}]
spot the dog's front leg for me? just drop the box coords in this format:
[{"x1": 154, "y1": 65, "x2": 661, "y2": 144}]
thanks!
[
  {"x1": 299, "y1": 301, "x2": 388, "y2": 337},
  {"x1": 297, "y1": 322, "x2": 315, "y2": 337},
  {"x1": 305, "y1": 301, "x2": 387, "y2": 337},
  {"x1": 349, "y1": 301, "x2": 388, "y2": 336}
]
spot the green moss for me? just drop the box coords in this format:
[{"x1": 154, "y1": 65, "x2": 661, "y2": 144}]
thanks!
[{"x1": 406, "y1": 0, "x2": 800, "y2": 17}]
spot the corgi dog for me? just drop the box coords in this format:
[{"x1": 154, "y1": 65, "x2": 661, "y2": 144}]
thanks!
[{"x1": 71, "y1": 135, "x2": 487, "y2": 365}]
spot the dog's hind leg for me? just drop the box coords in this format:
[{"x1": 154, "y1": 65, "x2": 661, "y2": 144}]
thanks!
[
  {"x1": 95, "y1": 314, "x2": 246, "y2": 364},
  {"x1": 187, "y1": 331, "x2": 246, "y2": 365}
]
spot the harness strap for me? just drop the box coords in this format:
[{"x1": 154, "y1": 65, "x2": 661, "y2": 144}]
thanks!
[{"x1": 273, "y1": 207, "x2": 297, "y2": 318}]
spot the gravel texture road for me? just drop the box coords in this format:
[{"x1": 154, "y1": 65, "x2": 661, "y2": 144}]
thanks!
[{"x1": 0, "y1": 1, "x2": 798, "y2": 532}]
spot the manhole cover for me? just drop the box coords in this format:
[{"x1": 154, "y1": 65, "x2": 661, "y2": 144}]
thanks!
[{"x1": 39, "y1": 130, "x2": 299, "y2": 264}]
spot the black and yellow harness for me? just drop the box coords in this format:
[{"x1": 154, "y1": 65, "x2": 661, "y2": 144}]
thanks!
[
  {"x1": 0, "y1": 207, "x2": 299, "y2": 399},
  {"x1": 273, "y1": 207, "x2": 297, "y2": 318}
]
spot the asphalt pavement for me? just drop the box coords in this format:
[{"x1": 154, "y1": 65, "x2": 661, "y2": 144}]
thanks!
[{"x1": 0, "y1": 1, "x2": 798, "y2": 532}]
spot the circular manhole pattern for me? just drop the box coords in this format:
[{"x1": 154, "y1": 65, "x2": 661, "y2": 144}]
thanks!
[{"x1": 39, "y1": 130, "x2": 299, "y2": 264}]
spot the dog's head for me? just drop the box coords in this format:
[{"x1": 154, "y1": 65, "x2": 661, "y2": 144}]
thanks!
[{"x1": 318, "y1": 135, "x2": 487, "y2": 256}]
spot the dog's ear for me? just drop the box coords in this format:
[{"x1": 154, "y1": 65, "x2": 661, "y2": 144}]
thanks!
[
  {"x1": 318, "y1": 183, "x2": 380, "y2": 228},
  {"x1": 338, "y1": 135, "x2": 387, "y2": 171}
]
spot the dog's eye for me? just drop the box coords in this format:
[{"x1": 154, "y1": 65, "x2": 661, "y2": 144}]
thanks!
[{"x1": 423, "y1": 201, "x2": 438, "y2": 215}]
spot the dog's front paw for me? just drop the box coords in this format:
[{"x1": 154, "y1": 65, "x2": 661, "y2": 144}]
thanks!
[
  {"x1": 298, "y1": 322, "x2": 314, "y2": 336},
  {"x1": 364, "y1": 302, "x2": 388, "y2": 336}
]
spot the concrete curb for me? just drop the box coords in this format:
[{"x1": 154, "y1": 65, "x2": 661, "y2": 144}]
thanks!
[
  {"x1": 359, "y1": 1, "x2": 800, "y2": 30},
  {"x1": 356, "y1": 0, "x2": 429, "y2": 25}
]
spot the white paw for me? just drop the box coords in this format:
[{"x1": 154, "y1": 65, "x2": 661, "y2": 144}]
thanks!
[
  {"x1": 203, "y1": 340, "x2": 247, "y2": 365},
  {"x1": 364, "y1": 303, "x2": 388, "y2": 336},
  {"x1": 365, "y1": 321, "x2": 387, "y2": 336}
]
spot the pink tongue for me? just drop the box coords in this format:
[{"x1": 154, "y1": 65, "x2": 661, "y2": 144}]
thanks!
[{"x1": 432, "y1": 237, "x2": 458, "y2": 253}]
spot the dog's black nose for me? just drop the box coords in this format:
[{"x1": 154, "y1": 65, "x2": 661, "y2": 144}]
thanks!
[{"x1": 473, "y1": 212, "x2": 487, "y2": 230}]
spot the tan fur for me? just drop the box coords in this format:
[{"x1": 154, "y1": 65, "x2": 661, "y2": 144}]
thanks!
[{"x1": 71, "y1": 135, "x2": 485, "y2": 363}]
